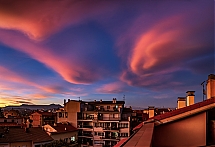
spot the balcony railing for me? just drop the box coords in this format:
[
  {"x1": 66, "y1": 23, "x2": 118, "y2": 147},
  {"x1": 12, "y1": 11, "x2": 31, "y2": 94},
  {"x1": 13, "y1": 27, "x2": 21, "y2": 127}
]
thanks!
[
  {"x1": 101, "y1": 117, "x2": 120, "y2": 121},
  {"x1": 103, "y1": 127, "x2": 119, "y2": 130},
  {"x1": 78, "y1": 125, "x2": 93, "y2": 128},
  {"x1": 78, "y1": 117, "x2": 94, "y2": 120},
  {"x1": 101, "y1": 136, "x2": 119, "y2": 139},
  {"x1": 78, "y1": 133, "x2": 93, "y2": 137}
]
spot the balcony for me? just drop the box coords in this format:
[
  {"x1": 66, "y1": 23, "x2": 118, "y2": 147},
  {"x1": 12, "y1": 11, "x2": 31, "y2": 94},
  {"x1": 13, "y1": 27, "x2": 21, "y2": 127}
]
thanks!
[
  {"x1": 121, "y1": 117, "x2": 129, "y2": 121},
  {"x1": 95, "y1": 108, "x2": 119, "y2": 112},
  {"x1": 101, "y1": 136, "x2": 119, "y2": 140},
  {"x1": 101, "y1": 117, "x2": 120, "y2": 121},
  {"x1": 78, "y1": 117, "x2": 94, "y2": 120},
  {"x1": 78, "y1": 133, "x2": 93, "y2": 137},
  {"x1": 78, "y1": 125, "x2": 93, "y2": 129},
  {"x1": 103, "y1": 127, "x2": 119, "y2": 130}
]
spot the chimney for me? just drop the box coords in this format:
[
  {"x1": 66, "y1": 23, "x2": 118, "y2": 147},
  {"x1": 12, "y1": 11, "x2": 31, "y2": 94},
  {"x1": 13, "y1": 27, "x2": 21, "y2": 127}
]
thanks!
[
  {"x1": 148, "y1": 106, "x2": 154, "y2": 118},
  {"x1": 177, "y1": 97, "x2": 186, "y2": 109},
  {"x1": 68, "y1": 99, "x2": 70, "y2": 102},
  {"x1": 206, "y1": 74, "x2": 215, "y2": 99},
  {"x1": 94, "y1": 100, "x2": 96, "y2": 102},
  {"x1": 64, "y1": 99, "x2": 66, "y2": 104},
  {"x1": 186, "y1": 91, "x2": 195, "y2": 106},
  {"x1": 100, "y1": 99, "x2": 102, "y2": 102}
]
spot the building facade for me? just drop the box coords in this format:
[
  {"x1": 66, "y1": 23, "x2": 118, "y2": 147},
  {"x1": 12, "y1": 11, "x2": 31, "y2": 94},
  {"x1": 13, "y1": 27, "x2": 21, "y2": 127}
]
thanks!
[
  {"x1": 57, "y1": 98, "x2": 131, "y2": 147},
  {"x1": 30, "y1": 112, "x2": 56, "y2": 127}
]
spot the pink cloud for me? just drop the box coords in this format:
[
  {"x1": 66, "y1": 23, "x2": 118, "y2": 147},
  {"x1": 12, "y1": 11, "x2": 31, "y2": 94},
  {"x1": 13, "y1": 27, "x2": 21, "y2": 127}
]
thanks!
[{"x1": 120, "y1": 11, "x2": 213, "y2": 88}]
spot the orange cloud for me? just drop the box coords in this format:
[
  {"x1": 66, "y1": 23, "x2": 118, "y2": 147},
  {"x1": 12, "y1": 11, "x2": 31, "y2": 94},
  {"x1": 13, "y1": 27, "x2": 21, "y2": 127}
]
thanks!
[
  {"x1": 96, "y1": 82, "x2": 127, "y2": 93},
  {"x1": 0, "y1": 30, "x2": 102, "y2": 84},
  {"x1": 0, "y1": 65, "x2": 61, "y2": 94},
  {"x1": 0, "y1": 0, "x2": 119, "y2": 40}
]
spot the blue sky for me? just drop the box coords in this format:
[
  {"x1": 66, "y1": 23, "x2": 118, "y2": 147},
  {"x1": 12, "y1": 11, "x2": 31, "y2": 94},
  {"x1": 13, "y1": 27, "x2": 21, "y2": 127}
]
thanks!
[{"x1": 0, "y1": 0, "x2": 214, "y2": 108}]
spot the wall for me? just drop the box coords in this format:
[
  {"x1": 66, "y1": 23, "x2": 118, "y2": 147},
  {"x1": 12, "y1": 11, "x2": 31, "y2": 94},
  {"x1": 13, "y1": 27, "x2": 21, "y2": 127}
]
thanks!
[
  {"x1": 64, "y1": 101, "x2": 80, "y2": 128},
  {"x1": 0, "y1": 144, "x2": 9, "y2": 147},
  {"x1": 0, "y1": 118, "x2": 22, "y2": 124},
  {"x1": 153, "y1": 112, "x2": 206, "y2": 147},
  {"x1": 10, "y1": 141, "x2": 32, "y2": 147},
  {"x1": 51, "y1": 131, "x2": 78, "y2": 143},
  {"x1": 30, "y1": 112, "x2": 41, "y2": 127}
]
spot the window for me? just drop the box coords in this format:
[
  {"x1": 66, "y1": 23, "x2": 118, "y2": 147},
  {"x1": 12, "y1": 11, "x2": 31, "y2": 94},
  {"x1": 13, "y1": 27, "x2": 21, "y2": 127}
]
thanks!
[
  {"x1": 59, "y1": 112, "x2": 62, "y2": 118},
  {"x1": 113, "y1": 114, "x2": 116, "y2": 118},
  {"x1": 107, "y1": 106, "x2": 110, "y2": 109},
  {"x1": 71, "y1": 136, "x2": 75, "y2": 141},
  {"x1": 4, "y1": 120, "x2": 7, "y2": 122},
  {"x1": 119, "y1": 123, "x2": 128, "y2": 128},
  {"x1": 64, "y1": 138, "x2": 68, "y2": 142},
  {"x1": 98, "y1": 132, "x2": 104, "y2": 136},
  {"x1": 120, "y1": 133, "x2": 128, "y2": 137}
]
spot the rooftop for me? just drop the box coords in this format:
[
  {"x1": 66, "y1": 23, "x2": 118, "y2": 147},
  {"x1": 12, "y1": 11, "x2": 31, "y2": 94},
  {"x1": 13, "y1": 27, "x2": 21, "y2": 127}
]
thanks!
[
  {"x1": 51, "y1": 123, "x2": 77, "y2": 134},
  {"x1": 0, "y1": 127, "x2": 53, "y2": 143},
  {"x1": 151, "y1": 97, "x2": 215, "y2": 121}
]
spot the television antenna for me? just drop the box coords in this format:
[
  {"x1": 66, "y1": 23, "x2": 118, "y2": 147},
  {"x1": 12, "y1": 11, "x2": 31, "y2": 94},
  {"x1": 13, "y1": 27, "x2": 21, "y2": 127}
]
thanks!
[{"x1": 201, "y1": 81, "x2": 206, "y2": 101}]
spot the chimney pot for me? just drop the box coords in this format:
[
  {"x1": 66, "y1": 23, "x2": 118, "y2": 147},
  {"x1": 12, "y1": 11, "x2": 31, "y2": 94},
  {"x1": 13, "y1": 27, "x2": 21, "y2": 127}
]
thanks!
[
  {"x1": 100, "y1": 99, "x2": 102, "y2": 102},
  {"x1": 186, "y1": 91, "x2": 195, "y2": 96},
  {"x1": 186, "y1": 91, "x2": 195, "y2": 106},
  {"x1": 207, "y1": 74, "x2": 215, "y2": 99},
  {"x1": 177, "y1": 97, "x2": 186, "y2": 109},
  {"x1": 148, "y1": 106, "x2": 155, "y2": 118}
]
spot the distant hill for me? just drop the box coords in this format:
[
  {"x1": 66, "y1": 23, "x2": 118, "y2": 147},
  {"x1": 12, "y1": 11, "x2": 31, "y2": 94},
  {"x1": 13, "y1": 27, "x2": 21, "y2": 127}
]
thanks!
[{"x1": 2, "y1": 104, "x2": 63, "y2": 111}]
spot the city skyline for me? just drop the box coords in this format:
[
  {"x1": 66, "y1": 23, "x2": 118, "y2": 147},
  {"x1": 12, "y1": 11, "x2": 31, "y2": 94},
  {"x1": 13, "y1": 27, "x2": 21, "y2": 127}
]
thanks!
[{"x1": 0, "y1": 0, "x2": 214, "y2": 108}]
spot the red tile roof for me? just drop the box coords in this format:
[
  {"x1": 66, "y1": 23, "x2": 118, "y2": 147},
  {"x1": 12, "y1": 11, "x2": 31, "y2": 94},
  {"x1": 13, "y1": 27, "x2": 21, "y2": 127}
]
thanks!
[
  {"x1": 51, "y1": 123, "x2": 77, "y2": 134},
  {"x1": 0, "y1": 127, "x2": 53, "y2": 143},
  {"x1": 151, "y1": 97, "x2": 215, "y2": 121}
]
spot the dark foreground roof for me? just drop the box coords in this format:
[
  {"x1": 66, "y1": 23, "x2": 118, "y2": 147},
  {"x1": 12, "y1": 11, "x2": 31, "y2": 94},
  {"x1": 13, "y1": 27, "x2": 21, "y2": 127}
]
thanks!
[{"x1": 0, "y1": 127, "x2": 53, "y2": 143}]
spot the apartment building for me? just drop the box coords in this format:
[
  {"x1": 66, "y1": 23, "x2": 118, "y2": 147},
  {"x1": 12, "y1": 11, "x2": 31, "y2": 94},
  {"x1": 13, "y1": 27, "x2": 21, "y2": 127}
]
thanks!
[
  {"x1": 30, "y1": 111, "x2": 57, "y2": 127},
  {"x1": 57, "y1": 98, "x2": 131, "y2": 147}
]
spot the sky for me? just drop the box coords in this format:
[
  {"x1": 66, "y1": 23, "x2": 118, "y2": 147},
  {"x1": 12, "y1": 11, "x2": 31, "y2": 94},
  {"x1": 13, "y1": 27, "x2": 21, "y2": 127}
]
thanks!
[{"x1": 0, "y1": 0, "x2": 214, "y2": 108}]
